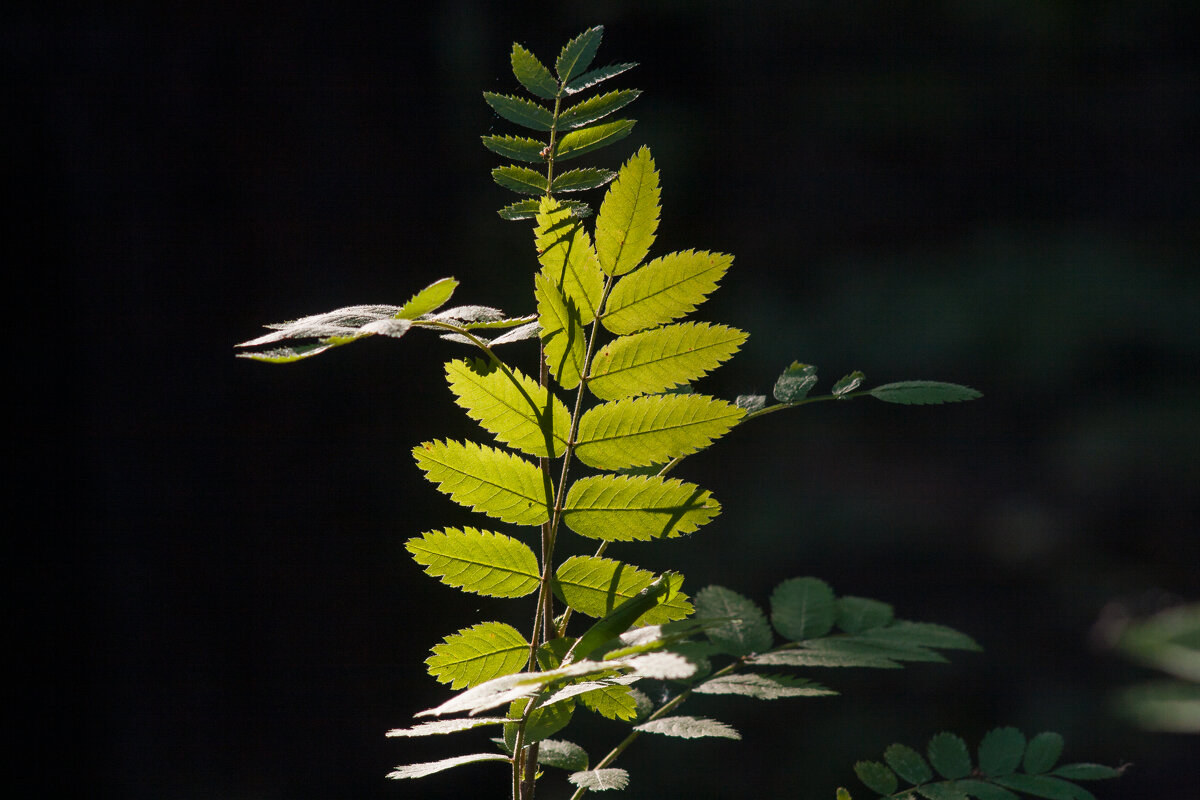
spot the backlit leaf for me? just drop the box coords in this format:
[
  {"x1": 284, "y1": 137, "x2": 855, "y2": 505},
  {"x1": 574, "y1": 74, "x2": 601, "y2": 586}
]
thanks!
[
  {"x1": 602, "y1": 249, "x2": 732, "y2": 333},
  {"x1": 535, "y1": 273, "x2": 586, "y2": 390},
  {"x1": 483, "y1": 92, "x2": 553, "y2": 131},
  {"x1": 412, "y1": 440, "x2": 551, "y2": 526},
  {"x1": 579, "y1": 682, "x2": 639, "y2": 721},
  {"x1": 498, "y1": 198, "x2": 542, "y2": 220},
  {"x1": 555, "y1": 120, "x2": 636, "y2": 161},
  {"x1": 771, "y1": 577, "x2": 836, "y2": 641},
  {"x1": 553, "y1": 556, "x2": 692, "y2": 624},
  {"x1": 868, "y1": 381, "x2": 982, "y2": 405},
  {"x1": 836, "y1": 596, "x2": 895, "y2": 634},
  {"x1": 1023, "y1": 732, "x2": 1064, "y2": 774},
  {"x1": 535, "y1": 197, "x2": 604, "y2": 323},
  {"x1": 693, "y1": 673, "x2": 836, "y2": 700},
  {"x1": 565, "y1": 62, "x2": 637, "y2": 94},
  {"x1": 558, "y1": 89, "x2": 641, "y2": 130},
  {"x1": 406, "y1": 528, "x2": 540, "y2": 598},
  {"x1": 928, "y1": 732, "x2": 973, "y2": 780},
  {"x1": 695, "y1": 585, "x2": 773, "y2": 656},
  {"x1": 561, "y1": 474, "x2": 720, "y2": 541},
  {"x1": 773, "y1": 362, "x2": 818, "y2": 403},
  {"x1": 395, "y1": 277, "x2": 460, "y2": 320},
  {"x1": 634, "y1": 715, "x2": 740, "y2": 740},
  {"x1": 568, "y1": 768, "x2": 629, "y2": 792},
  {"x1": 574, "y1": 394, "x2": 745, "y2": 470},
  {"x1": 588, "y1": 322, "x2": 748, "y2": 400},
  {"x1": 504, "y1": 697, "x2": 574, "y2": 750},
  {"x1": 426, "y1": 622, "x2": 529, "y2": 689},
  {"x1": 556, "y1": 26, "x2": 604, "y2": 84},
  {"x1": 594, "y1": 146, "x2": 661, "y2": 277},
  {"x1": 551, "y1": 167, "x2": 617, "y2": 193},
  {"x1": 885, "y1": 743, "x2": 934, "y2": 785},
  {"x1": 492, "y1": 165, "x2": 547, "y2": 194},
  {"x1": 979, "y1": 727, "x2": 1026, "y2": 776},
  {"x1": 445, "y1": 358, "x2": 570, "y2": 458},
  {"x1": 481, "y1": 134, "x2": 546, "y2": 163},
  {"x1": 385, "y1": 717, "x2": 509, "y2": 737},
  {"x1": 511, "y1": 43, "x2": 559, "y2": 100},
  {"x1": 386, "y1": 752, "x2": 510, "y2": 780}
]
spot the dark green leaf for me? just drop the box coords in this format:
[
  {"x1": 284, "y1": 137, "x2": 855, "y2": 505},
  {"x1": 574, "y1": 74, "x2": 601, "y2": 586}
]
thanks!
[
  {"x1": 492, "y1": 165, "x2": 548, "y2": 194},
  {"x1": 482, "y1": 134, "x2": 546, "y2": 163},
  {"x1": 565, "y1": 62, "x2": 637, "y2": 94},
  {"x1": 956, "y1": 779, "x2": 1020, "y2": 800},
  {"x1": 979, "y1": 727, "x2": 1026, "y2": 776},
  {"x1": 868, "y1": 381, "x2": 982, "y2": 405},
  {"x1": 928, "y1": 732, "x2": 973, "y2": 780},
  {"x1": 555, "y1": 120, "x2": 636, "y2": 161},
  {"x1": 748, "y1": 639, "x2": 902, "y2": 669},
  {"x1": 498, "y1": 198, "x2": 541, "y2": 220},
  {"x1": 537, "y1": 739, "x2": 589, "y2": 771},
  {"x1": 483, "y1": 92, "x2": 554, "y2": 131},
  {"x1": 855, "y1": 621, "x2": 981, "y2": 652},
  {"x1": 558, "y1": 89, "x2": 641, "y2": 130},
  {"x1": 917, "y1": 783, "x2": 971, "y2": 800},
  {"x1": 551, "y1": 167, "x2": 618, "y2": 193},
  {"x1": 1023, "y1": 732, "x2": 1065, "y2": 774},
  {"x1": 504, "y1": 697, "x2": 574, "y2": 750},
  {"x1": 1050, "y1": 764, "x2": 1123, "y2": 781},
  {"x1": 770, "y1": 577, "x2": 836, "y2": 641},
  {"x1": 885, "y1": 743, "x2": 934, "y2": 785},
  {"x1": 836, "y1": 596, "x2": 895, "y2": 634},
  {"x1": 773, "y1": 362, "x2": 819, "y2": 403},
  {"x1": 695, "y1": 585, "x2": 774, "y2": 656},
  {"x1": 833, "y1": 370, "x2": 865, "y2": 397},
  {"x1": 556, "y1": 26, "x2": 604, "y2": 83},
  {"x1": 854, "y1": 760, "x2": 898, "y2": 796},
  {"x1": 992, "y1": 774, "x2": 1083, "y2": 799},
  {"x1": 510, "y1": 43, "x2": 559, "y2": 100}
]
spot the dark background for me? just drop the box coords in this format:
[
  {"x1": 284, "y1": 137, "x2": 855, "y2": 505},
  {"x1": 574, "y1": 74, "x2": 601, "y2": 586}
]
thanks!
[{"x1": 18, "y1": 2, "x2": 1198, "y2": 798}]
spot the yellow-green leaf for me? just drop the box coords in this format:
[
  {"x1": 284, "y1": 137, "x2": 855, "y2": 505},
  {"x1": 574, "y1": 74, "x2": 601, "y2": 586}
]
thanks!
[
  {"x1": 412, "y1": 440, "x2": 551, "y2": 526},
  {"x1": 426, "y1": 622, "x2": 529, "y2": 689},
  {"x1": 535, "y1": 273, "x2": 586, "y2": 390},
  {"x1": 579, "y1": 683, "x2": 639, "y2": 721},
  {"x1": 574, "y1": 394, "x2": 745, "y2": 470},
  {"x1": 554, "y1": 555, "x2": 693, "y2": 624},
  {"x1": 445, "y1": 358, "x2": 570, "y2": 458},
  {"x1": 602, "y1": 250, "x2": 732, "y2": 334},
  {"x1": 535, "y1": 197, "x2": 604, "y2": 323},
  {"x1": 561, "y1": 475, "x2": 720, "y2": 541},
  {"x1": 594, "y1": 147, "x2": 660, "y2": 277},
  {"x1": 395, "y1": 277, "x2": 460, "y2": 320},
  {"x1": 587, "y1": 322, "x2": 748, "y2": 400},
  {"x1": 406, "y1": 528, "x2": 540, "y2": 598}
]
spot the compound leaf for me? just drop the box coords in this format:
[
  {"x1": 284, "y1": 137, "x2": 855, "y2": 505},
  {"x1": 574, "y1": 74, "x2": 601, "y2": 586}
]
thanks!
[
  {"x1": 634, "y1": 715, "x2": 741, "y2": 740},
  {"x1": 386, "y1": 752, "x2": 510, "y2": 780},
  {"x1": 555, "y1": 119, "x2": 636, "y2": 161},
  {"x1": 855, "y1": 761, "x2": 899, "y2": 796},
  {"x1": 603, "y1": 249, "x2": 732, "y2": 333},
  {"x1": 836, "y1": 596, "x2": 895, "y2": 634},
  {"x1": 535, "y1": 197, "x2": 604, "y2": 323},
  {"x1": 492, "y1": 165, "x2": 548, "y2": 194},
  {"x1": 774, "y1": 362, "x2": 819, "y2": 403},
  {"x1": 556, "y1": 26, "x2": 604, "y2": 84},
  {"x1": 1023, "y1": 732, "x2": 1065, "y2": 775},
  {"x1": 574, "y1": 394, "x2": 745, "y2": 471},
  {"x1": 481, "y1": 134, "x2": 546, "y2": 163},
  {"x1": 551, "y1": 167, "x2": 618, "y2": 193},
  {"x1": 412, "y1": 440, "x2": 551, "y2": 526},
  {"x1": 535, "y1": 273, "x2": 587, "y2": 390},
  {"x1": 445, "y1": 358, "x2": 570, "y2": 458},
  {"x1": 406, "y1": 528, "x2": 540, "y2": 599},
  {"x1": 537, "y1": 739, "x2": 589, "y2": 771},
  {"x1": 483, "y1": 91, "x2": 553, "y2": 131},
  {"x1": 695, "y1": 585, "x2": 774, "y2": 656},
  {"x1": 594, "y1": 146, "x2": 660, "y2": 277},
  {"x1": 568, "y1": 768, "x2": 629, "y2": 792},
  {"x1": 426, "y1": 622, "x2": 530, "y2": 689},
  {"x1": 588, "y1": 322, "x2": 748, "y2": 400},
  {"x1": 558, "y1": 89, "x2": 641, "y2": 131},
  {"x1": 561, "y1": 474, "x2": 720, "y2": 541},
  {"x1": 565, "y1": 62, "x2": 637, "y2": 94},
  {"x1": 979, "y1": 727, "x2": 1026, "y2": 776},
  {"x1": 510, "y1": 43, "x2": 559, "y2": 100},
  {"x1": 868, "y1": 381, "x2": 982, "y2": 405},
  {"x1": 693, "y1": 672, "x2": 836, "y2": 700},
  {"x1": 554, "y1": 556, "x2": 692, "y2": 624},
  {"x1": 771, "y1": 577, "x2": 836, "y2": 641},
  {"x1": 928, "y1": 732, "x2": 973, "y2": 780},
  {"x1": 885, "y1": 743, "x2": 934, "y2": 785}
]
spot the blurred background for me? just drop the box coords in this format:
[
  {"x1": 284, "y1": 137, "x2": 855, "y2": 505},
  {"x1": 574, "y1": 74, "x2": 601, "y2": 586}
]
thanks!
[{"x1": 18, "y1": 1, "x2": 1197, "y2": 797}]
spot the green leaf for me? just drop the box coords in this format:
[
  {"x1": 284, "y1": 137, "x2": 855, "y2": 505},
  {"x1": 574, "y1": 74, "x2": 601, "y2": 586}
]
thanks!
[
  {"x1": 481, "y1": 134, "x2": 546, "y2": 163},
  {"x1": 749, "y1": 639, "x2": 902, "y2": 669},
  {"x1": 634, "y1": 715, "x2": 741, "y2": 740},
  {"x1": 1050, "y1": 764, "x2": 1123, "y2": 780},
  {"x1": 535, "y1": 196, "x2": 605, "y2": 323},
  {"x1": 1023, "y1": 732, "x2": 1065, "y2": 774},
  {"x1": 885, "y1": 743, "x2": 934, "y2": 785},
  {"x1": 566, "y1": 574, "x2": 677, "y2": 663},
  {"x1": 836, "y1": 596, "x2": 895, "y2": 634},
  {"x1": 854, "y1": 761, "x2": 899, "y2": 796},
  {"x1": 928, "y1": 732, "x2": 973, "y2": 780},
  {"x1": 395, "y1": 277, "x2": 460, "y2": 320},
  {"x1": 917, "y1": 783, "x2": 971, "y2": 800},
  {"x1": 992, "y1": 774, "x2": 1084, "y2": 799},
  {"x1": 774, "y1": 362, "x2": 819, "y2": 403},
  {"x1": 483, "y1": 91, "x2": 553, "y2": 131},
  {"x1": 551, "y1": 167, "x2": 618, "y2": 193},
  {"x1": 445, "y1": 358, "x2": 570, "y2": 458},
  {"x1": 498, "y1": 198, "x2": 541, "y2": 220},
  {"x1": 412, "y1": 440, "x2": 551, "y2": 526},
  {"x1": 979, "y1": 727, "x2": 1026, "y2": 776},
  {"x1": 554, "y1": 556, "x2": 693, "y2": 624},
  {"x1": 868, "y1": 381, "x2": 983, "y2": 405},
  {"x1": 574, "y1": 394, "x2": 745, "y2": 471},
  {"x1": 558, "y1": 89, "x2": 642, "y2": 131},
  {"x1": 504, "y1": 697, "x2": 575, "y2": 750},
  {"x1": 385, "y1": 717, "x2": 510, "y2": 737},
  {"x1": 555, "y1": 119, "x2": 636, "y2": 161},
  {"x1": 510, "y1": 43, "x2": 559, "y2": 100},
  {"x1": 955, "y1": 780, "x2": 1020, "y2": 800},
  {"x1": 771, "y1": 577, "x2": 836, "y2": 641},
  {"x1": 568, "y1": 768, "x2": 629, "y2": 792},
  {"x1": 561, "y1": 474, "x2": 720, "y2": 541},
  {"x1": 565, "y1": 62, "x2": 637, "y2": 94},
  {"x1": 556, "y1": 26, "x2": 604, "y2": 83},
  {"x1": 579, "y1": 682, "x2": 639, "y2": 721},
  {"x1": 406, "y1": 528, "x2": 540, "y2": 599},
  {"x1": 837, "y1": 787, "x2": 853, "y2": 800},
  {"x1": 832, "y1": 370, "x2": 865, "y2": 397},
  {"x1": 537, "y1": 739, "x2": 589, "y2": 771},
  {"x1": 840, "y1": 633, "x2": 948, "y2": 664},
  {"x1": 535, "y1": 273, "x2": 586, "y2": 390},
  {"x1": 695, "y1": 585, "x2": 774, "y2": 656},
  {"x1": 492, "y1": 165, "x2": 547, "y2": 194},
  {"x1": 854, "y1": 621, "x2": 982, "y2": 652},
  {"x1": 588, "y1": 322, "x2": 748, "y2": 400},
  {"x1": 426, "y1": 622, "x2": 530, "y2": 689},
  {"x1": 602, "y1": 249, "x2": 733, "y2": 333},
  {"x1": 693, "y1": 672, "x2": 836, "y2": 700},
  {"x1": 386, "y1": 752, "x2": 511, "y2": 780},
  {"x1": 594, "y1": 146, "x2": 661, "y2": 277}
]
